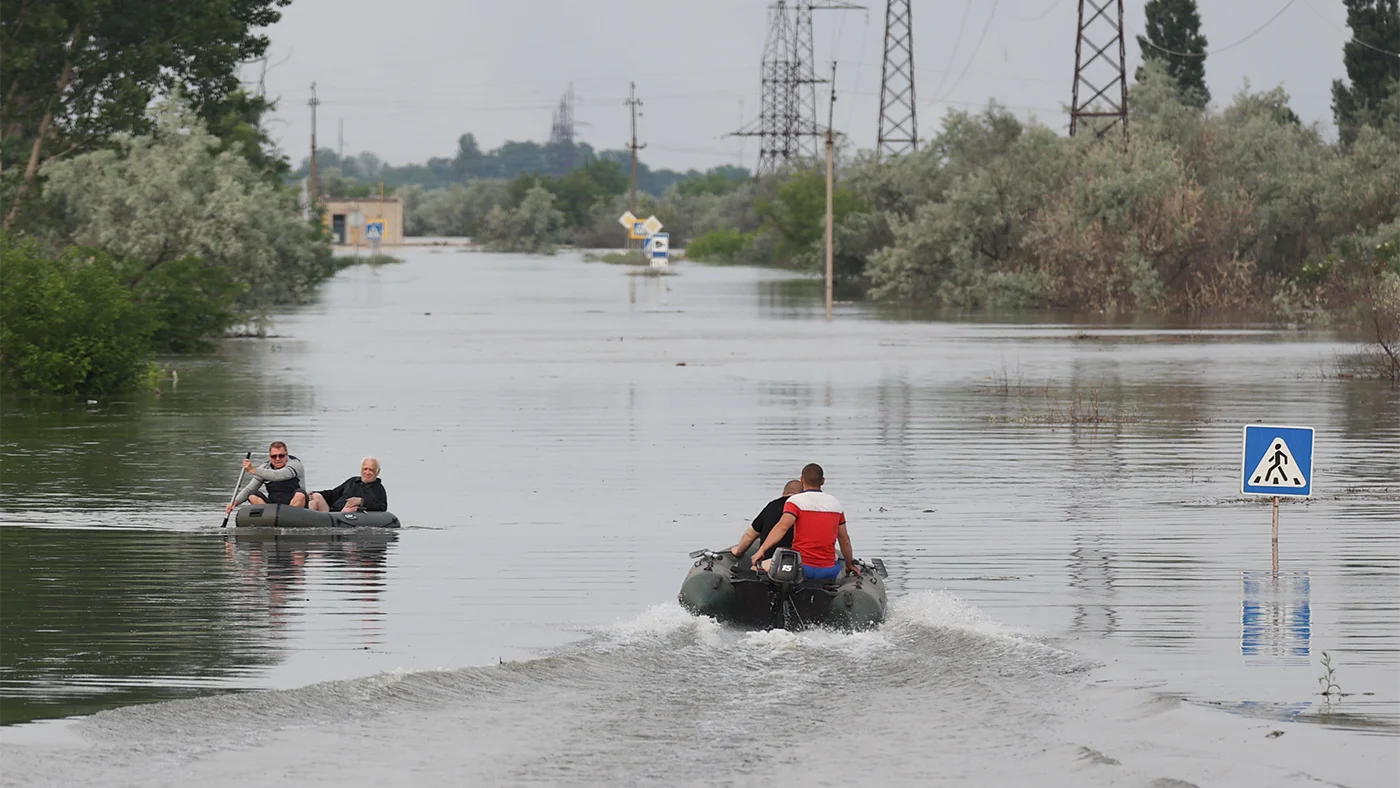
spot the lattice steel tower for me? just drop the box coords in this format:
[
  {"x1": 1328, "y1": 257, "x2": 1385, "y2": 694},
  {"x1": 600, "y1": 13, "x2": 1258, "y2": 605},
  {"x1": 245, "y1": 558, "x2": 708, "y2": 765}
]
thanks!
[
  {"x1": 549, "y1": 83, "x2": 577, "y2": 175},
  {"x1": 877, "y1": 0, "x2": 917, "y2": 157},
  {"x1": 1069, "y1": 0, "x2": 1129, "y2": 139}
]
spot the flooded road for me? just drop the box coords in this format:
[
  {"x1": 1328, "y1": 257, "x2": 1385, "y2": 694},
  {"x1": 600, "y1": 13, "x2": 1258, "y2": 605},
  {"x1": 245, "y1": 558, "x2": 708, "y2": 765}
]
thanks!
[{"x1": 2, "y1": 249, "x2": 1397, "y2": 786}]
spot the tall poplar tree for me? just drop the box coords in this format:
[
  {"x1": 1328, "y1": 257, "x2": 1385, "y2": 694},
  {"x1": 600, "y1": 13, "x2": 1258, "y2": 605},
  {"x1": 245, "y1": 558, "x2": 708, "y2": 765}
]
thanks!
[
  {"x1": 1331, "y1": 0, "x2": 1400, "y2": 145},
  {"x1": 1136, "y1": 0, "x2": 1211, "y2": 109}
]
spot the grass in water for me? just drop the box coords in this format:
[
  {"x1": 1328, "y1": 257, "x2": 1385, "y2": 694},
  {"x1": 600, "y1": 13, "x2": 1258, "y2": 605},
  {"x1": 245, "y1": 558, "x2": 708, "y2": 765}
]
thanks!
[
  {"x1": 584, "y1": 250, "x2": 649, "y2": 266},
  {"x1": 980, "y1": 360, "x2": 1141, "y2": 426}
]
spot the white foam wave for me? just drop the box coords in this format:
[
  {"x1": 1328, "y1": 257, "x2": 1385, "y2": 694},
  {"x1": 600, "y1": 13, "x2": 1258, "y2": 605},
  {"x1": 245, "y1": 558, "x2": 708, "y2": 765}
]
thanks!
[{"x1": 885, "y1": 589, "x2": 1031, "y2": 640}]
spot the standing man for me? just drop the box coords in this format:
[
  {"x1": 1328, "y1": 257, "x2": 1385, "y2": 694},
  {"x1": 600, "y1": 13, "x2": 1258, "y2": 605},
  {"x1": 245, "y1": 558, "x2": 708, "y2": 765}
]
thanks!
[
  {"x1": 750, "y1": 463, "x2": 858, "y2": 580},
  {"x1": 227, "y1": 441, "x2": 308, "y2": 513},
  {"x1": 729, "y1": 479, "x2": 804, "y2": 561}
]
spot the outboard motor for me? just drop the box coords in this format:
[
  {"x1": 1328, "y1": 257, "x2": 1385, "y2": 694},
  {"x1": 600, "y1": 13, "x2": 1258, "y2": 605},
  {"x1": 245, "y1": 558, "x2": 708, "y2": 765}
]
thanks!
[{"x1": 766, "y1": 548, "x2": 804, "y2": 587}]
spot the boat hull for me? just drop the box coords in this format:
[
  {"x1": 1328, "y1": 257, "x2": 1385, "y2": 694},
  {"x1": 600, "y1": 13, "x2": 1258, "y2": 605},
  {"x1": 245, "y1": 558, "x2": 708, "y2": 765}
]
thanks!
[
  {"x1": 678, "y1": 550, "x2": 887, "y2": 630},
  {"x1": 233, "y1": 503, "x2": 400, "y2": 529}
]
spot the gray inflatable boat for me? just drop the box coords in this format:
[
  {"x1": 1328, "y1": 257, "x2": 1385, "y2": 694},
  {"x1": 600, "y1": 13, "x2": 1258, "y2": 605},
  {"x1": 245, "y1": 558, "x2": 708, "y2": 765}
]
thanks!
[{"x1": 233, "y1": 503, "x2": 400, "y2": 529}]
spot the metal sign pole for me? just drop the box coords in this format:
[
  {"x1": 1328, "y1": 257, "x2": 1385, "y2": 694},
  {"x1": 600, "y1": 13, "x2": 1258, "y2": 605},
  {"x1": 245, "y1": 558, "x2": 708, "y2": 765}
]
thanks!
[{"x1": 1271, "y1": 496, "x2": 1280, "y2": 573}]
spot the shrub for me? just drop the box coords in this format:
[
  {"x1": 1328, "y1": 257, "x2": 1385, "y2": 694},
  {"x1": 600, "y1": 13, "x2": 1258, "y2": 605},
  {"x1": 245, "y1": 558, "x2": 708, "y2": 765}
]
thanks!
[
  {"x1": 1, "y1": 235, "x2": 154, "y2": 398},
  {"x1": 685, "y1": 228, "x2": 753, "y2": 262}
]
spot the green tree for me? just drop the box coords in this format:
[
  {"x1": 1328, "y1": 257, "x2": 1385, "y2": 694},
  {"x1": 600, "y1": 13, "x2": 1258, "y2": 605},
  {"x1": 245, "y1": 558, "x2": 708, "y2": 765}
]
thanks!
[
  {"x1": 757, "y1": 169, "x2": 866, "y2": 267},
  {"x1": 480, "y1": 185, "x2": 564, "y2": 254},
  {"x1": 0, "y1": 235, "x2": 153, "y2": 398},
  {"x1": 41, "y1": 96, "x2": 333, "y2": 315},
  {"x1": 1332, "y1": 0, "x2": 1400, "y2": 145},
  {"x1": 1135, "y1": 0, "x2": 1211, "y2": 108},
  {"x1": 546, "y1": 160, "x2": 628, "y2": 228},
  {"x1": 0, "y1": 0, "x2": 290, "y2": 226}
]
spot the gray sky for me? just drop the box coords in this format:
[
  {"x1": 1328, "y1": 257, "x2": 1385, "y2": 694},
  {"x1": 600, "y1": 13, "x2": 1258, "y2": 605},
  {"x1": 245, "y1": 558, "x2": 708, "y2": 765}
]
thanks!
[{"x1": 254, "y1": 0, "x2": 1359, "y2": 172}]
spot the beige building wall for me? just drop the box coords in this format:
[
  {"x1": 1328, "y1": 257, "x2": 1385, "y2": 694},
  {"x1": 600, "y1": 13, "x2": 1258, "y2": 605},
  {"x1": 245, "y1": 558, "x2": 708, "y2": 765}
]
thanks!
[{"x1": 322, "y1": 197, "x2": 405, "y2": 246}]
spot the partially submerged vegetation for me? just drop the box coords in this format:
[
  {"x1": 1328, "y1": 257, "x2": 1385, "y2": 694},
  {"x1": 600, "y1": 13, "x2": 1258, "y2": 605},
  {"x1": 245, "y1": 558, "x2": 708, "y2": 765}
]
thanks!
[{"x1": 1, "y1": 2, "x2": 334, "y2": 400}]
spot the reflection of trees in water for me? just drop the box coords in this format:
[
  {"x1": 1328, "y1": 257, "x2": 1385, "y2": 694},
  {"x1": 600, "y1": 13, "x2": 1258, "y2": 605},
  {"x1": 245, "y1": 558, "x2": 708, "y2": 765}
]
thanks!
[
  {"x1": 1336, "y1": 381, "x2": 1400, "y2": 483},
  {"x1": 0, "y1": 528, "x2": 282, "y2": 725},
  {"x1": 0, "y1": 346, "x2": 317, "y2": 512}
]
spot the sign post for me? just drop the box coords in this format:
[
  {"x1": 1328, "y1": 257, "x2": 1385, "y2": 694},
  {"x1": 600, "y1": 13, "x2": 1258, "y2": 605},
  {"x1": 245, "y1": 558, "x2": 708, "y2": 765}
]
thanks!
[
  {"x1": 1241, "y1": 424, "x2": 1315, "y2": 573},
  {"x1": 646, "y1": 232, "x2": 670, "y2": 267},
  {"x1": 365, "y1": 219, "x2": 385, "y2": 254}
]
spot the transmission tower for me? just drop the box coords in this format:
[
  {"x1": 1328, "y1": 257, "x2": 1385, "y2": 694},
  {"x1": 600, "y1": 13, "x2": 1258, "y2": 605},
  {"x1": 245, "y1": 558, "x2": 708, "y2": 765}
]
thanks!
[
  {"x1": 795, "y1": 2, "x2": 865, "y2": 160},
  {"x1": 736, "y1": 1, "x2": 862, "y2": 176},
  {"x1": 1069, "y1": 0, "x2": 1128, "y2": 139},
  {"x1": 877, "y1": 0, "x2": 917, "y2": 157},
  {"x1": 549, "y1": 83, "x2": 577, "y2": 175}
]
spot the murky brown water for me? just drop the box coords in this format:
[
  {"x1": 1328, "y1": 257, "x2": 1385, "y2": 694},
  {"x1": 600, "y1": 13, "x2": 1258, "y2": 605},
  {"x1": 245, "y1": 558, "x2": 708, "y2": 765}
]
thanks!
[{"x1": 2, "y1": 249, "x2": 1397, "y2": 786}]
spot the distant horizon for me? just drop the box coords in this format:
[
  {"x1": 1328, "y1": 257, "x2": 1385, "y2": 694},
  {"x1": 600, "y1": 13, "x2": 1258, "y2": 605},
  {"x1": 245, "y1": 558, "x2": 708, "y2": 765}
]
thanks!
[{"x1": 252, "y1": 0, "x2": 1358, "y2": 172}]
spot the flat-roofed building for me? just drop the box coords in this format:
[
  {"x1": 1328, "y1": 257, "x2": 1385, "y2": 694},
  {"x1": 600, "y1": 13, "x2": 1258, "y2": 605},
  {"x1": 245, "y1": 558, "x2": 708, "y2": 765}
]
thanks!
[{"x1": 322, "y1": 197, "x2": 404, "y2": 246}]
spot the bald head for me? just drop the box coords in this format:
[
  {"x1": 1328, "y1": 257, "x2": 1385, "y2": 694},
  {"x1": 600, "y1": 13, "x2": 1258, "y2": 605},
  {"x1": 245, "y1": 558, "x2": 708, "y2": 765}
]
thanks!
[{"x1": 782, "y1": 479, "x2": 803, "y2": 496}]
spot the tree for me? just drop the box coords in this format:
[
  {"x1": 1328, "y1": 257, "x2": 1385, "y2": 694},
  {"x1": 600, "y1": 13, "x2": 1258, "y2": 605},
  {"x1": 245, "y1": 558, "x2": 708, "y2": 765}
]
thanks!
[
  {"x1": 0, "y1": 0, "x2": 290, "y2": 226},
  {"x1": 1332, "y1": 0, "x2": 1400, "y2": 145},
  {"x1": 480, "y1": 185, "x2": 564, "y2": 254},
  {"x1": 1135, "y1": 0, "x2": 1211, "y2": 108},
  {"x1": 41, "y1": 96, "x2": 334, "y2": 315}
]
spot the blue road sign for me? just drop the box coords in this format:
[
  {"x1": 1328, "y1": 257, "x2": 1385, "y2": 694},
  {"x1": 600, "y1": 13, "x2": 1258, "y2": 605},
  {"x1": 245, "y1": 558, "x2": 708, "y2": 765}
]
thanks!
[
  {"x1": 365, "y1": 221, "x2": 385, "y2": 240},
  {"x1": 1241, "y1": 424, "x2": 1314, "y2": 497}
]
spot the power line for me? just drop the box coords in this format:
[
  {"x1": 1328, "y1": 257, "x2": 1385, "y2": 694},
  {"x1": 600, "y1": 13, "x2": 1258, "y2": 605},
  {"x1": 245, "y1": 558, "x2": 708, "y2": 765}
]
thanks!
[
  {"x1": 1136, "y1": 0, "x2": 1299, "y2": 58},
  {"x1": 937, "y1": 0, "x2": 1002, "y2": 101},
  {"x1": 1008, "y1": 0, "x2": 1058, "y2": 23},
  {"x1": 1300, "y1": 0, "x2": 1400, "y2": 57},
  {"x1": 928, "y1": 0, "x2": 974, "y2": 101}
]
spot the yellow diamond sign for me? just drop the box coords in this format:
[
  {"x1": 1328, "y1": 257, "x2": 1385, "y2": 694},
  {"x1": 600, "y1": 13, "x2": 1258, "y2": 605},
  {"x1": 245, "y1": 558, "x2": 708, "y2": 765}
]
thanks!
[{"x1": 643, "y1": 215, "x2": 664, "y2": 235}]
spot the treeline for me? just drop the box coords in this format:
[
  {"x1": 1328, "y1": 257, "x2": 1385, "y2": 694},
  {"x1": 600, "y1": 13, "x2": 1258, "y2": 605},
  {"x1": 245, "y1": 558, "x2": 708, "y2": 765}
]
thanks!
[
  {"x1": 1, "y1": 2, "x2": 336, "y2": 399},
  {"x1": 296, "y1": 134, "x2": 747, "y2": 200},
  {"x1": 680, "y1": 0, "x2": 1398, "y2": 377}
]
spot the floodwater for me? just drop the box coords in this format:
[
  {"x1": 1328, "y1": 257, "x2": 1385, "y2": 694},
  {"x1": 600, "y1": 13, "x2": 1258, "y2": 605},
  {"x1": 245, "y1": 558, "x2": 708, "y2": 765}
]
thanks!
[{"x1": 2, "y1": 249, "x2": 1397, "y2": 787}]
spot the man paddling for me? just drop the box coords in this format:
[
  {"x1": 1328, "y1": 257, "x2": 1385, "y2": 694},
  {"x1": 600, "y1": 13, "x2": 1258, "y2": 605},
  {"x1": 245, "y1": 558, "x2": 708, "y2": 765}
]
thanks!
[
  {"x1": 227, "y1": 441, "x2": 308, "y2": 512},
  {"x1": 729, "y1": 479, "x2": 803, "y2": 562},
  {"x1": 308, "y1": 457, "x2": 388, "y2": 513},
  {"x1": 750, "y1": 463, "x2": 859, "y2": 580}
]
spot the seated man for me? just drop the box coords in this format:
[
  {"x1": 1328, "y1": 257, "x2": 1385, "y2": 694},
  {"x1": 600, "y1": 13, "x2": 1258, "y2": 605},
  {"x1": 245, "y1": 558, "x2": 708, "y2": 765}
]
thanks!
[
  {"x1": 309, "y1": 457, "x2": 388, "y2": 513},
  {"x1": 750, "y1": 463, "x2": 858, "y2": 580},
  {"x1": 227, "y1": 441, "x2": 307, "y2": 513},
  {"x1": 729, "y1": 479, "x2": 803, "y2": 562}
]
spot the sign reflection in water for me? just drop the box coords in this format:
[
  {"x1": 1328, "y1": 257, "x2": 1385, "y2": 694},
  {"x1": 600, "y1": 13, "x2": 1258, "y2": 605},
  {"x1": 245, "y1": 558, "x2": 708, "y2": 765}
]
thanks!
[{"x1": 1240, "y1": 570, "x2": 1311, "y2": 665}]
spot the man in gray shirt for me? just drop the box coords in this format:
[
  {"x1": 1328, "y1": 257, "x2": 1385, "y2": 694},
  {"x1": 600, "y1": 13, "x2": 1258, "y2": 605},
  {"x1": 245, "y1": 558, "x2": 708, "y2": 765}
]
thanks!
[{"x1": 225, "y1": 441, "x2": 308, "y2": 512}]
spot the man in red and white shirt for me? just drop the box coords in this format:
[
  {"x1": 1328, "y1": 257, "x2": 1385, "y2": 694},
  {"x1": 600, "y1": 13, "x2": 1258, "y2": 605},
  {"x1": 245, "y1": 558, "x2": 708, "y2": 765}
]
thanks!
[{"x1": 750, "y1": 463, "x2": 858, "y2": 580}]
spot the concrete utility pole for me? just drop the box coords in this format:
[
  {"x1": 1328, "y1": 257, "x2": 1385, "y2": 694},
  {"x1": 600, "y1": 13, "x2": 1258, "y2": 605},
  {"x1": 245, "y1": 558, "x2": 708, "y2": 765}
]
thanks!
[
  {"x1": 824, "y1": 61, "x2": 837, "y2": 322},
  {"x1": 308, "y1": 82, "x2": 320, "y2": 210},
  {"x1": 625, "y1": 82, "x2": 644, "y2": 216}
]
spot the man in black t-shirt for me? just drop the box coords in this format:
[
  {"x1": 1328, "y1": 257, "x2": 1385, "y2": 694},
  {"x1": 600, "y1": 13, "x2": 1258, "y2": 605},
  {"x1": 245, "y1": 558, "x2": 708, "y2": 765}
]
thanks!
[{"x1": 728, "y1": 479, "x2": 804, "y2": 561}]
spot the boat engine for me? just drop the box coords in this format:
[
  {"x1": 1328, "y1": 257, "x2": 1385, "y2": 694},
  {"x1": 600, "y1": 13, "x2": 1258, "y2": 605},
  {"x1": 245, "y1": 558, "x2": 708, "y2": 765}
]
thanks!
[{"x1": 766, "y1": 548, "x2": 804, "y2": 586}]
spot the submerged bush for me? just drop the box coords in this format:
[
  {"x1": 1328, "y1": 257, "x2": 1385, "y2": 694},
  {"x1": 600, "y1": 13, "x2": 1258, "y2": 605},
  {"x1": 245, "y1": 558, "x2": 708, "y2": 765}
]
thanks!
[
  {"x1": 1, "y1": 235, "x2": 154, "y2": 398},
  {"x1": 685, "y1": 228, "x2": 753, "y2": 262}
]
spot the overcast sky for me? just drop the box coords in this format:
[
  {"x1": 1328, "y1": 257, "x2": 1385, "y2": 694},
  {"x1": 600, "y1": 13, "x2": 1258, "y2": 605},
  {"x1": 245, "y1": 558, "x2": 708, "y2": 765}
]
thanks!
[{"x1": 252, "y1": 0, "x2": 1360, "y2": 172}]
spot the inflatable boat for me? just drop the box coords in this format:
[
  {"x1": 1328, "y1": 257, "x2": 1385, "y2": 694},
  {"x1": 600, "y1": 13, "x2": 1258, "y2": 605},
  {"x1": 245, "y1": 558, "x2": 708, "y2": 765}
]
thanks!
[
  {"x1": 678, "y1": 547, "x2": 888, "y2": 631},
  {"x1": 233, "y1": 503, "x2": 400, "y2": 529}
]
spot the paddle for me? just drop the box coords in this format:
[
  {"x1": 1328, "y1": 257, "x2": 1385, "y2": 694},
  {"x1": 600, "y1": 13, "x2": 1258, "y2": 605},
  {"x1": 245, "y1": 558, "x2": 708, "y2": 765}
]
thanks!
[{"x1": 221, "y1": 452, "x2": 253, "y2": 528}]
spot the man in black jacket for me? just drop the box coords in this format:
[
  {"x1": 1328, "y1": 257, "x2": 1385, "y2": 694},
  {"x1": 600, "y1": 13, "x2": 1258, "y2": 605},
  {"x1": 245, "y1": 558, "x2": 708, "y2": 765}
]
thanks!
[
  {"x1": 727, "y1": 479, "x2": 803, "y2": 561},
  {"x1": 309, "y1": 457, "x2": 389, "y2": 513}
]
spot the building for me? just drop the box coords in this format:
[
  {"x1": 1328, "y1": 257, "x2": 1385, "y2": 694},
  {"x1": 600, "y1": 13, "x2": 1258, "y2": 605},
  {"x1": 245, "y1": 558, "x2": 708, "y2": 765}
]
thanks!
[{"x1": 321, "y1": 197, "x2": 404, "y2": 246}]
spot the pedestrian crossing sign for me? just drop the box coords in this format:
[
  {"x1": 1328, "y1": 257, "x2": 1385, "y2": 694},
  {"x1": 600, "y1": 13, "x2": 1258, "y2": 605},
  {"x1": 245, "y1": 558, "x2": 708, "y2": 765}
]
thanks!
[
  {"x1": 1241, "y1": 425, "x2": 1314, "y2": 497},
  {"x1": 365, "y1": 221, "x2": 385, "y2": 241}
]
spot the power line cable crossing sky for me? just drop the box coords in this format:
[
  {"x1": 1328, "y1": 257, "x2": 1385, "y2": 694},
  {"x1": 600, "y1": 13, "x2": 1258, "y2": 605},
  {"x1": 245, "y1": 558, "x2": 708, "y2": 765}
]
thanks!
[{"x1": 251, "y1": 0, "x2": 1372, "y2": 171}]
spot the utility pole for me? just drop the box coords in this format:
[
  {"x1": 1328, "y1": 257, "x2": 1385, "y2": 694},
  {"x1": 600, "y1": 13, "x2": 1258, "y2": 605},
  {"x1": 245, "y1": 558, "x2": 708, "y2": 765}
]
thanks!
[
  {"x1": 877, "y1": 0, "x2": 917, "y2": 158},
  {"x1": 824, "y1": 61, "x2": 837, "y2": 322},
  {"x1": 1069, "y1": 0, "x2": 1129, "y2": 140},
  {"x1": 625, "y1": 82, "x2": 645, "y2": 245},
  {"x1": 308, "y1": 82, "x2": 320, "y2": 210}
]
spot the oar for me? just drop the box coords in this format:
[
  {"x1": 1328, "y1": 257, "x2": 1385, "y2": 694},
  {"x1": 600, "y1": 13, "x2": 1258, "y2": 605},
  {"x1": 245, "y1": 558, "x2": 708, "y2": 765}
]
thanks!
[{"x1": 221, "y1": 452, "x2": 252, "y2": 528}]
